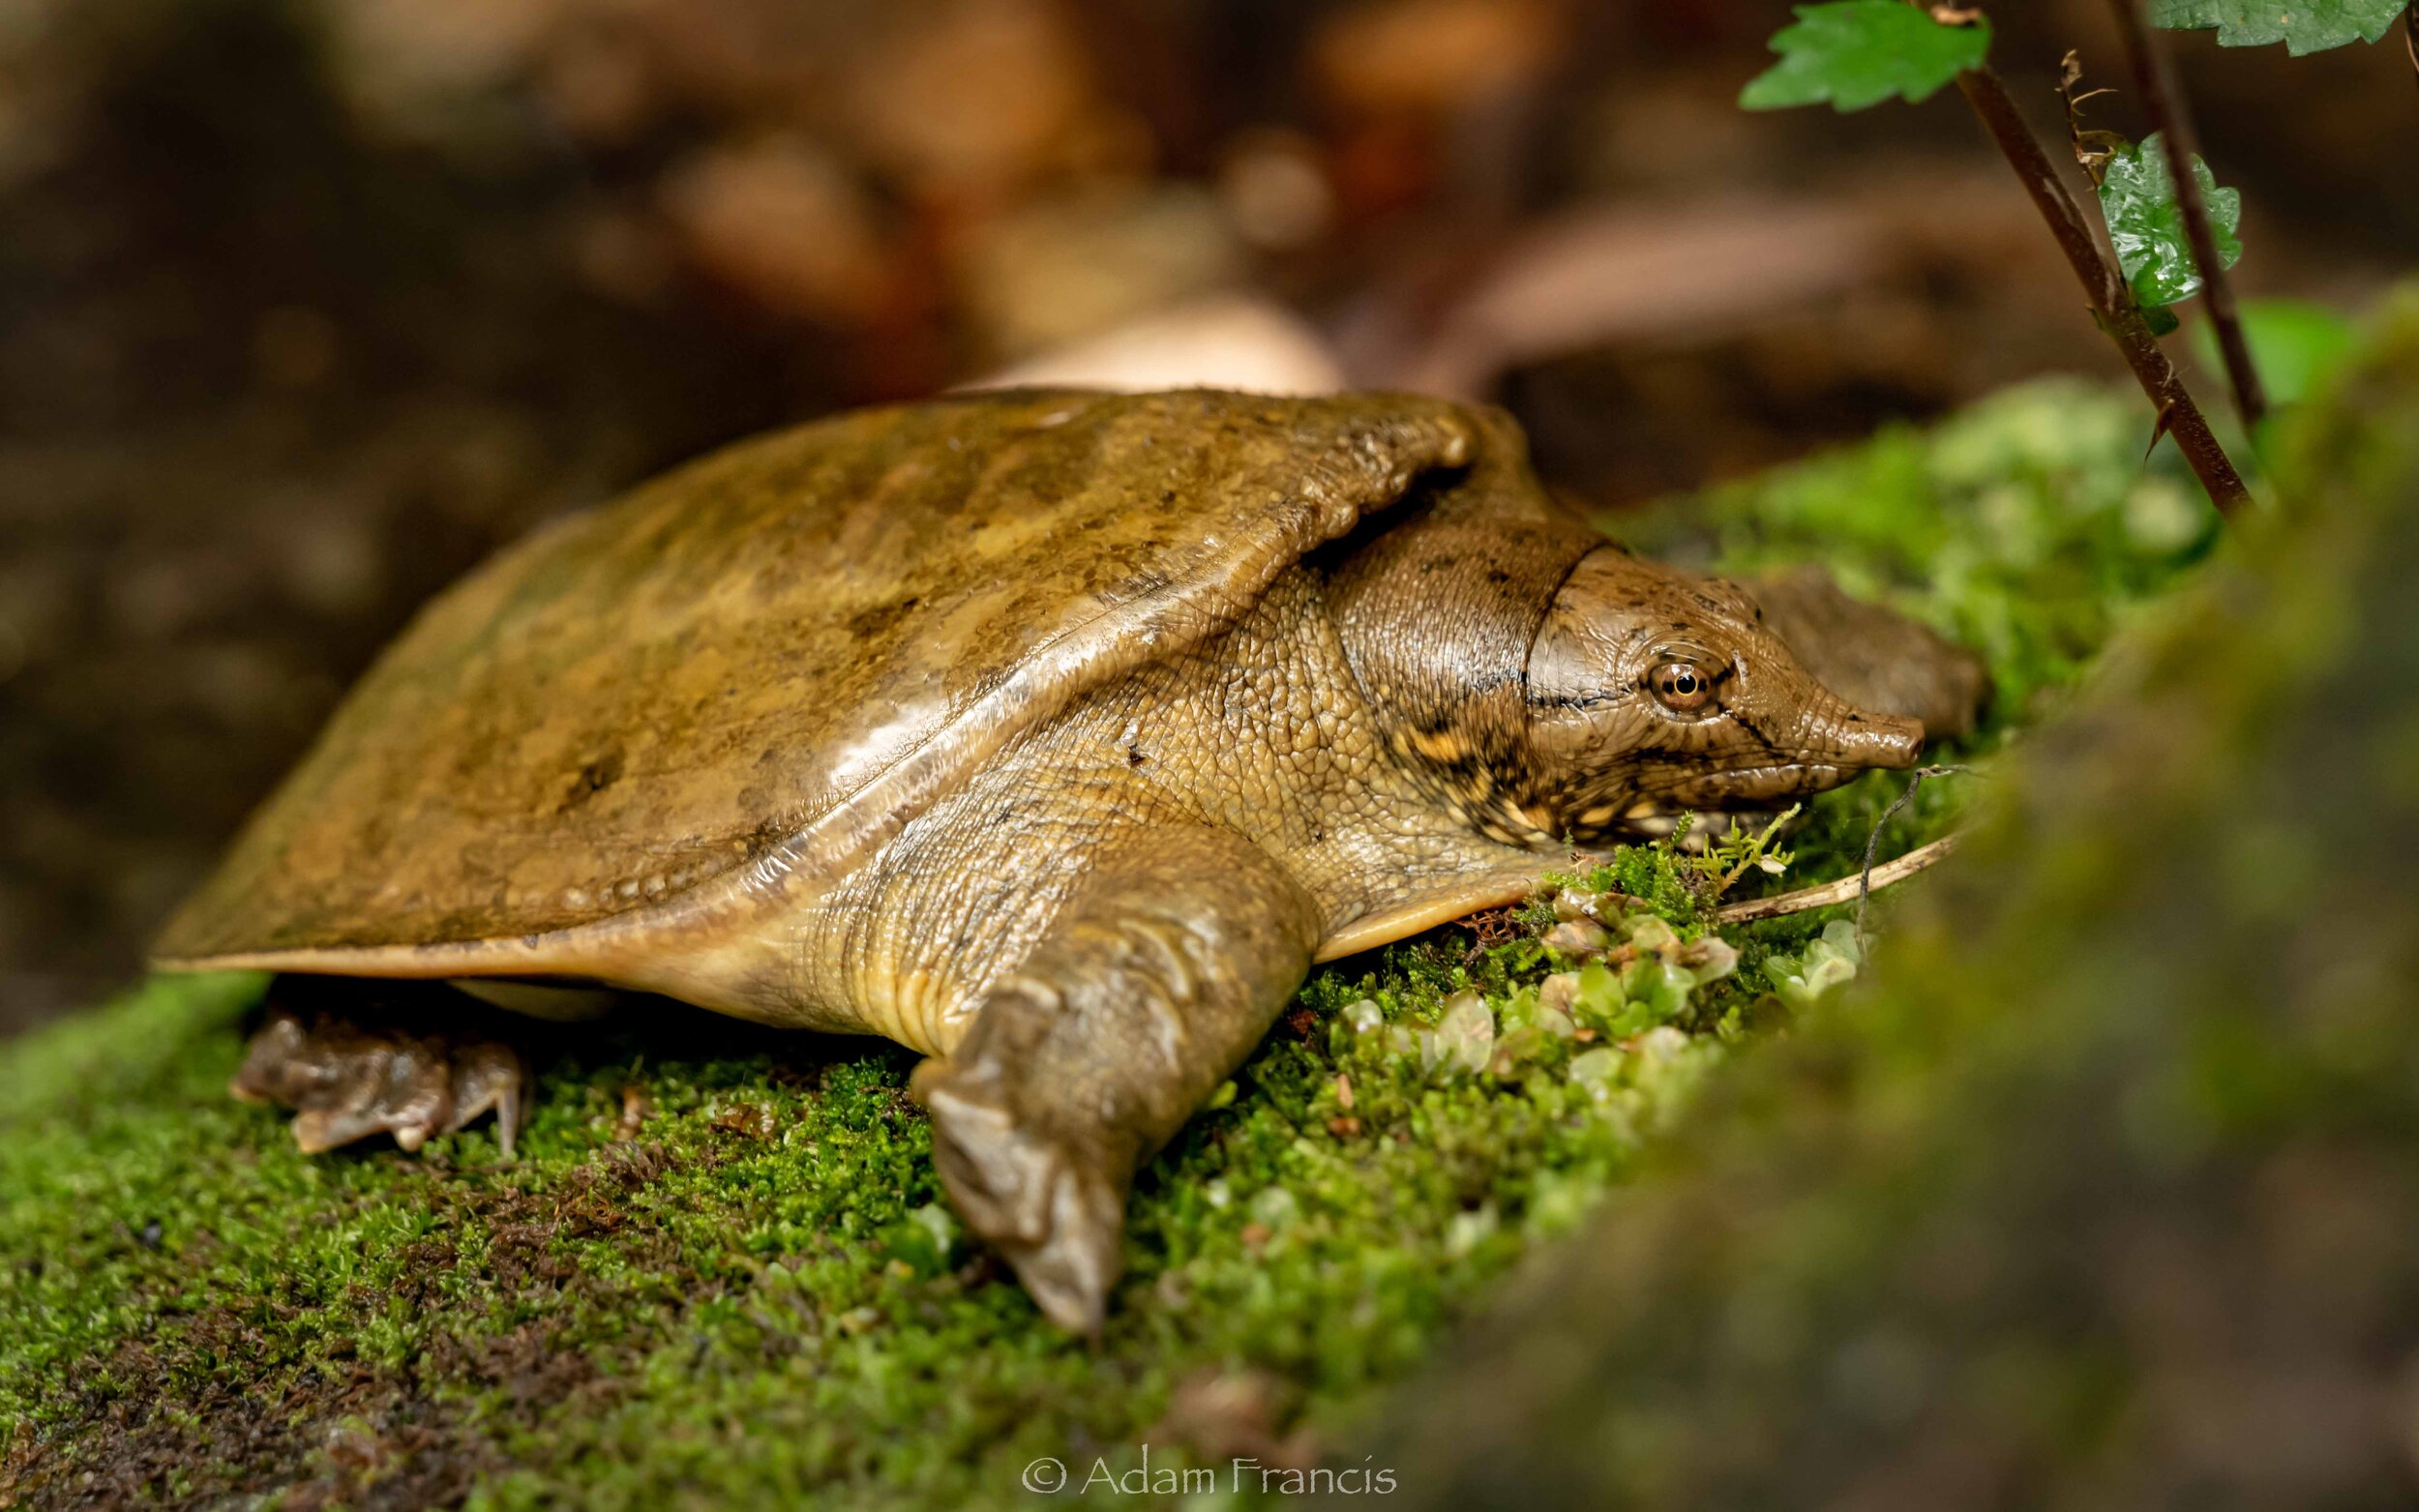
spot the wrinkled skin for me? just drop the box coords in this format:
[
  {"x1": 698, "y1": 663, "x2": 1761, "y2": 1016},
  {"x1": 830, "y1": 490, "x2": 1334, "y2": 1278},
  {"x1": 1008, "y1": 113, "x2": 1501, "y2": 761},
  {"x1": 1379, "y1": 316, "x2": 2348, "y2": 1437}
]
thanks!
[
  {"x1": 1523, "y1": 555, "x2": 1923, "y2": 822},
  {"x1": 156, "y1": 391, "x2": 1970, "y2": 1331}
]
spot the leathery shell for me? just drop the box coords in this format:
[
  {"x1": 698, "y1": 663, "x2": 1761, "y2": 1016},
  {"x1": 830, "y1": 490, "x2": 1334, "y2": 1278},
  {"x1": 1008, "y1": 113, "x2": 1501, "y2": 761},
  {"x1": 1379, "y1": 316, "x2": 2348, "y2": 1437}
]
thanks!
[{"x1": 155, "y1": 390, "x2": 1477, "y2": 965}]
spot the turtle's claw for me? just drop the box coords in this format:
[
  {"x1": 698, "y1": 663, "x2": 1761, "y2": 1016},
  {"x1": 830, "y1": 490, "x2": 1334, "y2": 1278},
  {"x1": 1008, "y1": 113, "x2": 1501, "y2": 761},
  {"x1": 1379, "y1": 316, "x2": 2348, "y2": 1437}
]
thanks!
[
  {"x1": 1008, "y1": 1163, "x2": 1124, "y2": 1336},
  {"x1": 453, "y1": 1041, "x2": 524, "y2": 1158},
  {"x1": 232, "y1": 999, "x2": 528, "y2": 1159},
  {"x1": 914, "y1": 1060, "x2": 1127, "y2": 1335}
]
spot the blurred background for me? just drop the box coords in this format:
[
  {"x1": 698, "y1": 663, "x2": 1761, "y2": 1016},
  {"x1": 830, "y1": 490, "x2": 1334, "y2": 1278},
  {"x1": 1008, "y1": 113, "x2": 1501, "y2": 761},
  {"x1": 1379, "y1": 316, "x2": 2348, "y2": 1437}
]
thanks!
[{"x1": 1, "y1": 0, "x2": 2410, "y2": 1033}]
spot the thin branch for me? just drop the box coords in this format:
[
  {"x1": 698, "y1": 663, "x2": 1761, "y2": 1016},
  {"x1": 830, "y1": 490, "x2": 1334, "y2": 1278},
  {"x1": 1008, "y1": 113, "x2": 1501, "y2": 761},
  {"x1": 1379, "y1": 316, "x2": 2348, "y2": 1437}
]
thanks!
[
  {"x1": 2406, "y1": 3, "x2": 2418, "y2": 97},
  {"x1": 1954, "y1": 65, "x2": 2252, "y2": 519},
  {"x1": 1852, "y1": 762, "x2": 1975, "y2": 944},
  {"x1": 1714, "y1": 835, "x2": 1961, "y2": 925},
  {"x1": 2106, "y1": 0, "x2": 2269, "y2": 429}
]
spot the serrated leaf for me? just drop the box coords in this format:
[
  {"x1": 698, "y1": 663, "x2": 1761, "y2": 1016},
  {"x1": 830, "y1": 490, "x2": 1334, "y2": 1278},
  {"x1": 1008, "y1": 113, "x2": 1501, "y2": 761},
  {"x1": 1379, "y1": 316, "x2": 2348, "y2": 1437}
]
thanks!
[
  {"x1": 2149, "y1": 0, "x2": 2405, "y2": 54},
  {"x1": 1740, "y1": 1, "x2": 1991, "y2": 112},
  {"x1": 2099, "y1": 132, "x2": 2243, "y2": 312}
]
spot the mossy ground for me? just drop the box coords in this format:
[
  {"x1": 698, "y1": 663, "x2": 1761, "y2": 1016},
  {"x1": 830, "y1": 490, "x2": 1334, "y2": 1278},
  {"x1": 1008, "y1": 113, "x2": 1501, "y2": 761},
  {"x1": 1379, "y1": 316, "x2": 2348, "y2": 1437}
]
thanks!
[{"x1": 0, "y1": 380, "x2": 2216, "y2": 1509}]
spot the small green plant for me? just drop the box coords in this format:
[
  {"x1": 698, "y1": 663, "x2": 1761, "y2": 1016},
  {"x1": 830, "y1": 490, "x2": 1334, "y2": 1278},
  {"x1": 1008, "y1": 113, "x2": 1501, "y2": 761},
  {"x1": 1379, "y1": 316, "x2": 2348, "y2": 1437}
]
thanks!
[
  {"x1": 1762, "y1": 919, "x2": 1866, "y2": 1013},
  {"x1": 2097, "y1": 132, "x2": 2242, "y2": 328},
  {"x1": 1693, "y1": 805, "x2": 1801, "y2": 902},
  {"x1": 1740, "y1": 0, "x2": 2397, "y2": 513}
]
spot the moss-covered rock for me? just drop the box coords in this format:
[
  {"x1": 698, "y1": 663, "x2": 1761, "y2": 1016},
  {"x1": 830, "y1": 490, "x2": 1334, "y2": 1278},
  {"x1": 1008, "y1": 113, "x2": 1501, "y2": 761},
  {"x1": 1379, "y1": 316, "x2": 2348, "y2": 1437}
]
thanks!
[
  {"x1": 1362, "y1": 296, "x2": 2419, "y2": 1507},
  {"x1": 0, "y1": 365, "x2": 2232, "y2": 1508}
]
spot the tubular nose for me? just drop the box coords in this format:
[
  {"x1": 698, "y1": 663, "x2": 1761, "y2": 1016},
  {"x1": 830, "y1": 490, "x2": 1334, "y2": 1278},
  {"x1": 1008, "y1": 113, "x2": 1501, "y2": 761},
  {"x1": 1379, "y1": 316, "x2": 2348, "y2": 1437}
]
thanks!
[
  {"x1": 1846, "y1": 710, "x2": 1926, "y2": 769},
  {"x1": 1782, "y1": 683, "x2": 1928, "y2": 772}
]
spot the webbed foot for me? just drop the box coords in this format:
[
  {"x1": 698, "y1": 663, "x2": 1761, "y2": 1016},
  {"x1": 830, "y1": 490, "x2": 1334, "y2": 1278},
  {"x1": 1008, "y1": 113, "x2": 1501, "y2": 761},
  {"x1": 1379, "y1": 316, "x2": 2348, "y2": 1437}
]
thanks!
[
  {"x1": 912, "y1": 1055, "x2": 1127, "y2": 1336},
  {"x1": 232, "y1": 983, "x2": 529, "y2": 1158}
]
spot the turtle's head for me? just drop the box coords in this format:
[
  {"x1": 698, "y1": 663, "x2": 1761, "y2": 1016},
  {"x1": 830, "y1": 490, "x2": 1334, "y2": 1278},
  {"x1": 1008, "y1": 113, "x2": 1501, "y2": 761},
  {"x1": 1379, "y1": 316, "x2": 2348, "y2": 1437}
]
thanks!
[
  {"x1": 1519, "y1": 547, "x2": 1921, "y2": 843},
  {"x1": 1323, "y1": 424, "x2": 1921, "y2": 849}
]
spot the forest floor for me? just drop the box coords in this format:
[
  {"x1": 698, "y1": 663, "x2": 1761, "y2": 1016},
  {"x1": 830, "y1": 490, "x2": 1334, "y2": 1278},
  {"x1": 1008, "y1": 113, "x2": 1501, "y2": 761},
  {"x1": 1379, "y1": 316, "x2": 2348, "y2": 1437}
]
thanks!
[{"x1": 0, "y1": 376, "x2": 2229, "y2": 1508}]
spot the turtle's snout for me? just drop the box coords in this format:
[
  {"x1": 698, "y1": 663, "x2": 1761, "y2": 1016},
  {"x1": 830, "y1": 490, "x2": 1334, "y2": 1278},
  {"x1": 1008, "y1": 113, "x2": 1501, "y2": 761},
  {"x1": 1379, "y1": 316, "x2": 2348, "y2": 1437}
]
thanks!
[
  {"x1": 1808, "y1": 702, "x2": 1925, "y2": 772},
  {"x1": 1754, "y1": 662, "x2": 1926, "y2": 776}
]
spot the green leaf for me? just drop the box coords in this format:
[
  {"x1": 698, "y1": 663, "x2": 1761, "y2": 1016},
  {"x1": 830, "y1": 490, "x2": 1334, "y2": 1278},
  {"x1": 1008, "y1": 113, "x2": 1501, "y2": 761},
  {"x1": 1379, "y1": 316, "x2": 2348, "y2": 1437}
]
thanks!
[
  {"x1": 2150, "y1": 0, "x2": 2405, "y2": 54},
  {"x1": 2099, "y1": 132, "x2": 2243, "y2": 313},
  {"x1": 2189, "y1": 298, "x2": 2358, "y2": 405},
  {"x1": 1740, "y1": 1, "x2": 1991, "y2": 112}
]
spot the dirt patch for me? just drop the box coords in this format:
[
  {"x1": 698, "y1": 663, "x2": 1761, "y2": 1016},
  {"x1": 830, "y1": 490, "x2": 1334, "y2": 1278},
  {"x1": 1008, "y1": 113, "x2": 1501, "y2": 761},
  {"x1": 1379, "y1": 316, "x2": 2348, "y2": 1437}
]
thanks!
[{"x1": 5, "y1": 1145, "x2": 702, "y2": 1508}]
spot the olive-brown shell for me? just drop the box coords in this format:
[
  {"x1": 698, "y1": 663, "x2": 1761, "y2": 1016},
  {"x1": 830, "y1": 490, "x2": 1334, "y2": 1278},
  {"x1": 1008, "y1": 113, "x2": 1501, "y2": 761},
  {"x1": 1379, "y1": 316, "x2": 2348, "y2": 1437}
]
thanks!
[{"x1": 156, "y1": 389, "x2": 1477, "y2": 964}]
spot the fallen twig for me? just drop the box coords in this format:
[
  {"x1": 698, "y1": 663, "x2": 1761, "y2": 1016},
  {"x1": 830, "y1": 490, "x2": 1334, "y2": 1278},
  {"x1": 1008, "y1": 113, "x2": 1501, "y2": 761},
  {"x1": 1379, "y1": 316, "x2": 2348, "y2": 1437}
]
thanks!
[
  {"x1": 1715, "y1": 834, "x2": 1962, "y2": 925},
  {"x1": 2106, "y1": 0, "x2": 2268, "y2": 429}
]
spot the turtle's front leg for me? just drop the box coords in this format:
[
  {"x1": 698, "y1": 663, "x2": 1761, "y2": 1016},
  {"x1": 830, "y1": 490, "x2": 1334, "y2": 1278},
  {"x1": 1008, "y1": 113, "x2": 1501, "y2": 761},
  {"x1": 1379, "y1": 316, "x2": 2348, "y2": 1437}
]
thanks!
[{"x1": 910, "y1": 822, "x2": 1323, "y2": 1333}]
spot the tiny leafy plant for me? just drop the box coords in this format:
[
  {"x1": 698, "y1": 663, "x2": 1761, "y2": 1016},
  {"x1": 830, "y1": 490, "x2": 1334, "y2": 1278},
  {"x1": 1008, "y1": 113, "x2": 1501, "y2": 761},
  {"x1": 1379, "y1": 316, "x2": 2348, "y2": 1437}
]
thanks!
[
  {"x1": 2099, "y1": 132, "x2": 2242, "y2": 318},
  {"x1": 1741, "y1": 0, "x2": 2400, "y2": 514},
  {"x1": 1692, "y1": 805, "x2": 1800, "y2": 901}
]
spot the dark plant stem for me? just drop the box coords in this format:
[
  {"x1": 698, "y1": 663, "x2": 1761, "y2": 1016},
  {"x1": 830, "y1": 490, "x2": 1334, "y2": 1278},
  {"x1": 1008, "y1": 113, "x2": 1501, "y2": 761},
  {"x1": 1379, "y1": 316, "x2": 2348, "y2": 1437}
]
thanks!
[
  {"x1": 2107, "y1": 0, "x2": 2269, "y2": 429},
  {"x1": 1955, "y1": 66, "x2": 2251, "y2": 519},
  {"x1": 1852, "y1": 764, "x2": 1975, "y2": 948},
  {"x1": 2406, "y1": 4, "x2": 2418, "y2": 96}
]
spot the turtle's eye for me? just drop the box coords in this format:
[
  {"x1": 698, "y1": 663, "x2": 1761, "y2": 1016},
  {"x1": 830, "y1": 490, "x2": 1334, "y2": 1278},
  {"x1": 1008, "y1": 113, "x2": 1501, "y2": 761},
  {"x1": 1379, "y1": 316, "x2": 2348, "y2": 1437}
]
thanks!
[{"x1": 1650, "y1": 661, "x2": 1716, "y2": 713}]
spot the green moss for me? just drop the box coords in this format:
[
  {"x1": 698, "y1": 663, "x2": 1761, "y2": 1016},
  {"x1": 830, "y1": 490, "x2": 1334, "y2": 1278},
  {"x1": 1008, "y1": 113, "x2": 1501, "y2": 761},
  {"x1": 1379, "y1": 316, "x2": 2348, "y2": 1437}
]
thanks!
[{"x1": 0, "y1": 375, "x2": 2213, "y2": 1507}]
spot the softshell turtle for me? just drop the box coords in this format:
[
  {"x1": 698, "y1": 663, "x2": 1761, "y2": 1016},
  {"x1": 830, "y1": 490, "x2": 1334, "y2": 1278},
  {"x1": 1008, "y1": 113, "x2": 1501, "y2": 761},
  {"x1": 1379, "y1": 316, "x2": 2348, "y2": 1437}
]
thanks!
[{"x1": 155, "y1": 390, "x2": 1979, "y2": 1330}]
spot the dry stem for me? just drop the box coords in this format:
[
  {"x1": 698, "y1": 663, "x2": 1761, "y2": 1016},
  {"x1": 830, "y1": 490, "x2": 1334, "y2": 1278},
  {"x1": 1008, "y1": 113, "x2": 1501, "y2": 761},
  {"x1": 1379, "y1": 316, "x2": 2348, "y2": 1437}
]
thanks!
[{"x1": 1714, "y1": 834, "x2": 1962, "y2": 925}]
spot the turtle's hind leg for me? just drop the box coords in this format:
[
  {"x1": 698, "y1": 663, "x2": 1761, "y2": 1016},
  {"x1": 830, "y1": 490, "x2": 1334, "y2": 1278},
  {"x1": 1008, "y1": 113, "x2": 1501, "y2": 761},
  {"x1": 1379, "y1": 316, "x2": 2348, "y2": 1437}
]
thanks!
[{"x1": 232, "y1": 978, "x2": 532, "y2": 1158}]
